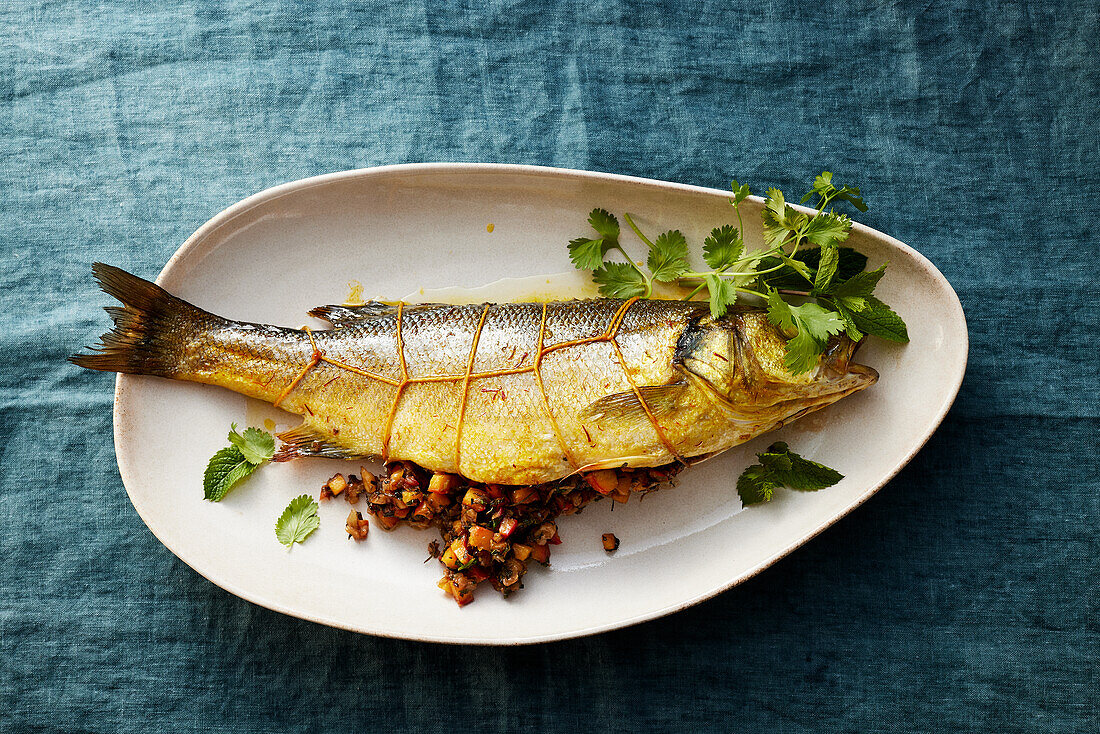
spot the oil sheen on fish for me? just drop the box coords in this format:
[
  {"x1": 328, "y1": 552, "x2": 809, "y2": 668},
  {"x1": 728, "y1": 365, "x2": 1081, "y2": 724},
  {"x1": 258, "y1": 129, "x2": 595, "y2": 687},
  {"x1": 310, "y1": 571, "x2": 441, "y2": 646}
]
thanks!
[{"x1": 73, "y1": 264, "x2": 878, "y2": 485}]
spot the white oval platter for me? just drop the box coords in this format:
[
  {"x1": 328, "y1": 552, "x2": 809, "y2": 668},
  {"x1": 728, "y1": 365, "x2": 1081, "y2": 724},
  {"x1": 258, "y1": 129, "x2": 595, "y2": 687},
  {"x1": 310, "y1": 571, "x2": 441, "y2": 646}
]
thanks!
[{"x1": 112, "y1": 163, "x2": 967, "y2": 644}]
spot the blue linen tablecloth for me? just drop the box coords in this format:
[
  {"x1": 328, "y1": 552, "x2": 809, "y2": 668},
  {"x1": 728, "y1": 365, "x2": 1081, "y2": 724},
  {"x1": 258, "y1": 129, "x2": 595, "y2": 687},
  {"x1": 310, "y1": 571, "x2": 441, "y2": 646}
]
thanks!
[{"x1": 2, "y1": 1, "x2": 1097, "y2": 731}]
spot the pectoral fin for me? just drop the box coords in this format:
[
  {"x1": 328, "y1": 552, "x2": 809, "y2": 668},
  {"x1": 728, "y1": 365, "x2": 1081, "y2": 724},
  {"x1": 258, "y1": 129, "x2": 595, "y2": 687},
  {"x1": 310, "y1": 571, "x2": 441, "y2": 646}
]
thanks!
[
  {"x1": 273, "y1": 423, "x2": 372, "y2": 461},
  {"x1": 582, "y1": 382, "x2": 688, "y2": 424}
]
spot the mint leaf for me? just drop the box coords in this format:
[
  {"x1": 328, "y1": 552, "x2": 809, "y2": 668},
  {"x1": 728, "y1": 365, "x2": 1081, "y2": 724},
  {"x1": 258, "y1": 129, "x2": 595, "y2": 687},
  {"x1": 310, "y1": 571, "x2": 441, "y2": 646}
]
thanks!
[
  {"x1": 814, "y1": 244, "x2": 840, "y2": 292},
  {"x1": 568, "y1": 237, "x2": 610, "y2": 270},
  {"x1": 588, "y1": 208, "x2": 620, "y2": 241},
  {"x1": 203, "y1": 446, "x2": 257, "y2": 502},
  {"x1": 228, "y1": 423, "x2": 275, "y2": 465},
  {"x1": 705, "y1": 273, "x2": 738, "y2": 318},
  {"x1": 647, "y1": 230, "x2": 690, "y2": 282},
  {"x1": 758, "y1": 442, "x2": 844, "y2": 490},
  {"x1": 829, "y1": 264, "x2": 886, "y2": 298},
  {"x1": 703, "y1": 225, "x2": 744, "y2": 270},
  {"x1": 849, "y1": 296, "x2": 909, "y2": 342},
  {"x1": 275, "y1": 494, "x2": 320, "y2": 548},
  {"x1": 757, "y1": 247, "x2": 868, "y2": 291},
  {"x1": 592, "y1": 262, "x2": 648, "y2": 298},
  {"x1": 737, "y1": 442, "x2": 843, "y2": 506},
  {"x1": 737, "y1": 464, "x2": 780, "y2": 506}
]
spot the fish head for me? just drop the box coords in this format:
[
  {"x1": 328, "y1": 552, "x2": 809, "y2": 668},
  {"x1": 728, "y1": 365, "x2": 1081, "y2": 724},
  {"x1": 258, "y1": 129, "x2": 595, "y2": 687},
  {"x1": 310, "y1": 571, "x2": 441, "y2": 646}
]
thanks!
[{"x1": 677, "y1": 310, "x2": 878, "y2": 430}]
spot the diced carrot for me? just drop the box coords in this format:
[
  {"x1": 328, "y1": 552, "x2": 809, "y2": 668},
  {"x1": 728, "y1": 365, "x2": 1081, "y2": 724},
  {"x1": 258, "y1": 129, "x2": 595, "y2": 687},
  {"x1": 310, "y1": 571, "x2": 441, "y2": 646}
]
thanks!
[
  {"x1": 511, "y1": 487, "x2": 538, "y2": 504},
  {"x1": 511, "y1": 544, "x2": 532, "y2": 561},
  {"x1": 375, "y1": 515, "x2": 400, "y2": 530},
  {"x1": 428, "y1": 472, "x2": 459, "y2": 494},
  {"x1": 530, "y1": 544, "x2": 550, "y2": 565},
  {"x1": 585, "y1": 469, "x2": 618, "y2": 495},
  {"x1": 463, "y1": 488, "x2": 489, "y2": 509},
  {"x1": 427, "y1": 492, "x2": 451, "y2": 510},
  {"x1": 468, "y1": 525, "x2": 494, "y2": 551},
  {"x1": 451, "y1": 538, "x2": 473, "y2": 566}
]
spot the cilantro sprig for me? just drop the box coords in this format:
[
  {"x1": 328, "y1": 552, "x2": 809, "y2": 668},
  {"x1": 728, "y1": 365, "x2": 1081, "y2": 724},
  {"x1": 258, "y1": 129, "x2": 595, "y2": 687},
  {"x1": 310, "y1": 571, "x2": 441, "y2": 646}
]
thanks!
[
  {"x1": 567, "y1": 173, "x2": 909, "y2": 374},
  {"x1": 736, "y1": 442, "x2": 843, "y2": 506},
  {"x1": 203, "y1": 424, "x2": 275, "y2": 501}
]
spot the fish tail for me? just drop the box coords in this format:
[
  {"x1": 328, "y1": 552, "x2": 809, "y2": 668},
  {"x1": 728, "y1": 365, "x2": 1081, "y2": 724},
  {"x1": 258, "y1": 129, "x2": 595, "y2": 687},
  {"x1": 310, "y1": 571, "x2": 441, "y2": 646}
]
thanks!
[{"x1": 70, "y1": 263, "x2": 219, "y2": 377}]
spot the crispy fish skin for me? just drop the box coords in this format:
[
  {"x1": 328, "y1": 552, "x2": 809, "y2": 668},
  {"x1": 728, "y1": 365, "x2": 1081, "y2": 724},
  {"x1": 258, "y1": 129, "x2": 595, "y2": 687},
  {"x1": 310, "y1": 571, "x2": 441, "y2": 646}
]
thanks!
[{"x1": 73, "y1": 264, "x2": 877, "y2": 485}]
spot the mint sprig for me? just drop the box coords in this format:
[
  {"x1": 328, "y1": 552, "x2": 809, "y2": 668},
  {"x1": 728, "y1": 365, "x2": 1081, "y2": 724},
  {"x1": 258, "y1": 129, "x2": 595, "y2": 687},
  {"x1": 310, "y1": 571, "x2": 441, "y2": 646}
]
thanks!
[
  {"x1": 736, "y1": 442, "x2": 844, "y2": 505},
  {"x1": 203, "y1": 424, "x2": 275, "y2": 501}
]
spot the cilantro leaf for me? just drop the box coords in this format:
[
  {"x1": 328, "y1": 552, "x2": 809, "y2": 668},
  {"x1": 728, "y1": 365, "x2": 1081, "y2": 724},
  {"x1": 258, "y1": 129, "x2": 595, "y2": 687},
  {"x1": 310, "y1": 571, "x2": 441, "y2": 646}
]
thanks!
[
  {"x1": 705, "y1": 273, "x2": 738, "y2": 318},
  {"x1": 730, "y1": 180, "x2": 751, "y2": 205},
  {"x1": 803, "y1": 212, "x2": 852, "y2": 248},
  {"x1": 203, "y1": 446, "x2": 258, "y2": 502},
  {"x1": 275, "y1": 494, "x2": 320, "y2": 548},
  {"x1": 801, "y1": 171, "x2": 868, "y2": 212},
  {"x1": 647, "y1": 230, "x2": 690, "y2": 282},
  {"x1": 568, "y1": 237, "x2": 610, "y2": 270},
  {"x1": 832, "y1": 300, "x2": 866, "y2": 341},
  {"x1": 766, "y1": 289, "x2": 797, "y2": 335},
  {"x1": 766, "y1": 290, "x2": 846, "y2": 374},
  {"x1": 761, "y1": 188, "x2": 808, "y2": 248},
  {"x1": 737, "y1": 442, "x2": 843, "y2": 506},
  {"x1": 592, "y1": 262, "x2": 648, "y2": 298},
  {"x1": 848, "y1": 296, "x2": 909, "y2": 342},
  {"x1": 587, "y1": 208, "x2": 620, "y2": 241},
  {"x1": 228, "y1": 423, "x2": 275, "y2": 465},
  {"x1": 703, "y1": 225, "x2": 744, "y2": 270}
]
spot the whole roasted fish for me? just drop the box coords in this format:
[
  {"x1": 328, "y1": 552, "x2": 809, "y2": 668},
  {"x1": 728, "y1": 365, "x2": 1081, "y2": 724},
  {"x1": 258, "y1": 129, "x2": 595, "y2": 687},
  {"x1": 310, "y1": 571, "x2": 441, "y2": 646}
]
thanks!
[{"x1": 73, "y1": 264, "x2": 877, "y2": 485}]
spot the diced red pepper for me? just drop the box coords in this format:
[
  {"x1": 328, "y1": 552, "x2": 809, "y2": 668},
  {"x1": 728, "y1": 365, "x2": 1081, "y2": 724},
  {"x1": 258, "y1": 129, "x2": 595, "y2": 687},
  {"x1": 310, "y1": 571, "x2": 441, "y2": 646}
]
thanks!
[
  {"x1": 468, "y1": 566, "x2": 491, "y2": 582},
  {"x1": 485, "y1": 484, "x2": 504, "y2": 500},
  {"x1": 498, "y1": 517, "x2": 519, "y2": 539},
  {"x1": 549, "y1": 531, "x2": 562, "y2": 545}
]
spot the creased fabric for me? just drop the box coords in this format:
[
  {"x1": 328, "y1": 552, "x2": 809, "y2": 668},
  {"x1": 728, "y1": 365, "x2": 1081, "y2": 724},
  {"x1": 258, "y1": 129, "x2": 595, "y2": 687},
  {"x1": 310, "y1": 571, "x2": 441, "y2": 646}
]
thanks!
[{"x1": 2, "y1": 1, "x2": 1097, "y2": 732}]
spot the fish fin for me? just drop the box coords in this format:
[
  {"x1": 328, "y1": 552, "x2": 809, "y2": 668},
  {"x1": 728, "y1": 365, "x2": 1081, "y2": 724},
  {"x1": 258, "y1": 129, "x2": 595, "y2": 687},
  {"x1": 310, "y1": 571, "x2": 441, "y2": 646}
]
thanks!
[
  {"x1": 70, "y1": 263, "x2": 214, "y2": 377},
  {"x1": 582, "y1": 383, "x2": 688, "y2": 424},
  {"x1": 308, "y1": 301, "x2": 445, "y2": 327},
  {"x1": 273, "y1": 423, "x2": 371, "y2": 461}
]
